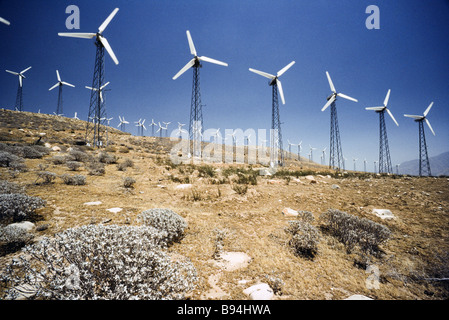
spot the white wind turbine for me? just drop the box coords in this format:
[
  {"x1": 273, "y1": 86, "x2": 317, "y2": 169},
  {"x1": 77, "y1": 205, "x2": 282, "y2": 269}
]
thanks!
[
  {"x1": 321, "y1": 147, "x2": 327, "y2": 165},
  {"x1": 287, "y1": 140, "x2": 295, "y2": 159},
  {"x1": 297, "y1": 140, "x2": 302, "y2": 161},
  {"x1": 321, "y1": 71, "x2": 358, "y2": 170},
  {"x1": 149, "y1": 119, "x2": 157, "y2": 136},
  {"x1": 353, "y1": 158, "x2": 358, "y2": 171},
  {"x1": 309, "y1": 145, "x2": 317, "y2": 162},
  {"x1": 177, "y1": 122, "x2": 187, "y2": 138},
  {"x1": 163, "y1": 121, "x2": 171, "y2": 137},
  {"x1": 49, "y1": 70, "x2": 75, "y2": 115},
  {"x1": 117, "y1": 116, "x2": 129, "y2": 132},
  {"x1": 58, "y1": 8, "x2": 119, "y2": 65},
  {"x1": 85, "y1": 82, "x2": 110, "y2": 102},
  {"x1": 6, "y1": 66, "x2": 31, "y2": 111},
  {"x1": 73, "y1": 112, "x2": 80, "y2": 120}
]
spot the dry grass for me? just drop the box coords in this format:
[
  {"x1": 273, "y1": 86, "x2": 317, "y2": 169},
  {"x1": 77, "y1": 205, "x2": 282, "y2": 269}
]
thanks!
[{"x1": 1, "y1": 109, "x2": 448, "y2": 300}]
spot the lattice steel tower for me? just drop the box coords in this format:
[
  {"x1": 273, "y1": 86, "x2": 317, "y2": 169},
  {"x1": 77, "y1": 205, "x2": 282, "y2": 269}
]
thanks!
[
  {"x1": 366, "y1": 90, "x2": 399, "y2": 174},
  {"x1": 249, "y1": 61, "x2": 295, "y2": 168},
  {"x1": 321, "y1": 71, "x2": 358, "y2": 171},
  {"x1": 172, "y1": 30, "x2": 228, "y2": 159},
  {"x1": 404, "y1": 101, "x2": 436, "y2": 177},
  {"x1": 58, "y1": 8, "x2": 120, "y2": 148}
]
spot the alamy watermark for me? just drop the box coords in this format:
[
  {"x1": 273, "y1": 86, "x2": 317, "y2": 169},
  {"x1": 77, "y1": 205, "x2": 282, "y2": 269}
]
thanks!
[
  {"x1": 366, "y1": 5, "x2": 380, "y2": 30},
  {"x1": 65, "y1": 5, "x2": 80, "y2": 30}
]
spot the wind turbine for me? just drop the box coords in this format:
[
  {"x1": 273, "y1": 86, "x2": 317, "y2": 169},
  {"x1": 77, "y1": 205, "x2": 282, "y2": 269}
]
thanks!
[
  {"x1": 287, "y1": 140, "x2": 295, "y2": 160},
  {"x1": 173, "y1": 30, "x2": 228, "y2": 158},
  {"x1": 135, "y1": 119, "x2": 146, "y2": 136},
  {"x1": 150, "y1": 119, "x2": 157, "y2": 136},
  {"x1": 404, "y1": 102, "x2": 436, "y2": 176},
  {"x1": 321, "y1": 148, "x2": 327, "y2": 165},
  {"x1": 308, "y1": 145, "x2": 317, "y2": 163},
  {"x1": 297, "y1": 140, "x2": 302, "y2": 161},
  {"x1": 249, "y1": 61, "x2": 295, "y2": 167},
  {"x1": 85, "y1": 82, "x2": 109, "y2": 103},
  {"x1": 156, "y1": 122, "x2": 164, "y2": 138},
  {"x1": 58, "y1": 8, "x2": 119, "y2": 147},
  {"x1": 163, "y1": 121, "x2": 171, "y2": 137},
  {"x1": 177, "y1": 122, "x2": 187, "y2": 138},
  {"x1": 374, "y1": 160, "x2": 378, "y2": 174},
  {"x1": 49, "y1": 70, "x2": 75, "y2": 115},
  {"x1": 73, "y1": 112, "x2": 80, "y2": 120},
  {"x1": 366, "y1": 89, "x2": 399, "y2": 174},
  {"x1": 364, "y1": 158, "x2": 367, "y2": 172},
  {"x1": 353, "y1": 158, "x2": 358, "y2": 171},
  {"x1": 117, "y1": 116, "x2": 129, "y2": 132},
  {"x1": 6, "y1": 66, "x2": 31, "y2": 111},
  {"x1": 0, "y1": 16, "x2": 10, "y2": 25},
  {"x1": 396, "y1": 163, "x2": 401, "y2": 175},
  {"x1": 321, "y1": 71, "x2": 358, "y2": 170}
]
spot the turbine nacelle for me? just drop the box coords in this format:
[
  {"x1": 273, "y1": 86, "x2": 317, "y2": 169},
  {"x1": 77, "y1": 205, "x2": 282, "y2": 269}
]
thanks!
[
  {"x1": 321, "y1": 71, "x2": 358, "y2": 112},
  {"x1": 173, "y1": 30, "x2": 228, "y2": 80}
]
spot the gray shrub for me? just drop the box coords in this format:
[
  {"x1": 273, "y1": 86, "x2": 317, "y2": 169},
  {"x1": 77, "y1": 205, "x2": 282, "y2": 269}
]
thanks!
[
  {"x1": 138, "y1": 209, "x2": 187, "y2": 246},
  {"x1": 0, "y1": 194, "x2": 46, "y2": 224}
]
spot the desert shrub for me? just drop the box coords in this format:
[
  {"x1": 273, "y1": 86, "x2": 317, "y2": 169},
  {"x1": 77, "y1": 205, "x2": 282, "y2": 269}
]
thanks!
[
  {"x1": 232, "y1": 184, "x2": 248, "y2": 195},
  {"x1": 286, "y1": 220, "x2": 320, "y2": 259},
  {"x1": 138, "y1": 209, "x2": 187, "y2": 246},
  {"x1": 35, "y1": 171, "x2": 57, "y2": 184},
  {"x1": 18, "y1": 146, "x2": 45, "y2": 159},
  {"x1": 0, "y1": 151, "x2": 23, "y2": 168},
  {"x1": 116, "y1": 158, "x2": 134, "y2": 171},
  {"x1": 0, "y1": 224, "x2": 34, "y2": 254},
  {"x1": 118, "y1": 146, "x2": 129, "y2": 153},
  {"x1": 320, "y1": 209, "x2": 391, "y2": 255},
  {"x1": 123, "y1": 177, "x2": 136, "y2": 188},
  {"x1": 66, "y1": 161, "x2": 82, "y2": 171},
  {"x1": 0, "y1": 180, "x2": 24, "y2": 194},
  {"x1": 86, "y1": 161, "x2": 105, "y2": 176},
  {"x1": 60, "y1": 174, "x2": 86, "y2": 186},
  {"x1": 50, "y1": 156, "x2": 66, "y2": 165},
  {"x1": 297, "y1": 210, "x2": 315, "y2": 223},
  {"x1": 197, "y1": 165, "x2": 216, "y2": 178},
  {"x1": 67, "y1": 149, "x2": 89, "y2": 162},
  {"x1": 0, "y1": 224, "x2": 197, "y2": 300},
  {"x1": 97, "y1": 152, "x2": 117, "y2": 164},
  {"x1": 0, "y1": 194, "x2": 46, "y2": 224}
]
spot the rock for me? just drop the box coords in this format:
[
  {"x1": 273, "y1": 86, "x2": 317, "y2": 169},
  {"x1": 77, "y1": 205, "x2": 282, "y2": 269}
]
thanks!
[
  {"x1": 267, "y1": 179, "x2": 282, "y2": 185},
  {"x1": 331, "y1": 184, "x2": 340, "y2": 189},
  {"x1": 305, "y1": 175, "x2": 317, "y2": 183},
  {"x1": 84, "y1": 201, "x2": 102, "y2": 206},
  {"x1": 372, "y1": 209, "x2": 395, "y2": 220},
  {"x1": 106, "y1": 208, "x2": 122, "y2": 214},
  {"x1": 213, "y1": 251, "x2": 251, "y2": 271},
  {"x1": 243, "y1": 283, "x2": 274, "y2": 300},
  {"x1": 175, "y1": 184, "x2": 192, "y2": 190},
  {"x1": 52, "y1": 146, "x2": 61, "y2": 152},
  {"x1": 44, "y1": 142, "x2": 52, "y2": 148},
  {"x1": 282, "y1": 207, "x2": 299, "y2": 217},
  {"x1": 344, "y1": 294, "x2": 373, "y2": 300},
  {"x1": 7, "y1": 221, "x2": 35, "y2": 232}
]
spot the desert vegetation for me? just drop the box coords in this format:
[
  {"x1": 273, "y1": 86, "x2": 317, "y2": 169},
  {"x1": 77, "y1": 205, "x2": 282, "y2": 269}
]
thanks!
[{"x1": 0, "y1": 109, "x2": 448, "y2": 300}]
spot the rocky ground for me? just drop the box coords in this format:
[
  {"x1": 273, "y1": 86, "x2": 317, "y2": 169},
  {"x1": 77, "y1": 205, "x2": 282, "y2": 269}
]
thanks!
[{"x1": 1, "y1": 109, "x2": 448, "y2": 300}]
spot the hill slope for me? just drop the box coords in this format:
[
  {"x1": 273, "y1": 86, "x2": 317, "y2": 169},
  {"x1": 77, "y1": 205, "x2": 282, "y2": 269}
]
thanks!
[{"x1": 0, "y1": 109, "x2": 448, "y2": 301}]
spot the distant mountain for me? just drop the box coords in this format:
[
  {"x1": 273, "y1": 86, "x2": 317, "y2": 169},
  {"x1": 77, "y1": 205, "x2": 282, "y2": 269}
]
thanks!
[{"x1": 400, "y1": 151, "x2": 449, "y2": 176}]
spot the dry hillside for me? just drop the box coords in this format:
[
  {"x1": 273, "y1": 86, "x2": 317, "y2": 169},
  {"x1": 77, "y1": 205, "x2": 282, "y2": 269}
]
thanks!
[{"x1": 0, "y1": 109, "x2": 448, "y2": 300}]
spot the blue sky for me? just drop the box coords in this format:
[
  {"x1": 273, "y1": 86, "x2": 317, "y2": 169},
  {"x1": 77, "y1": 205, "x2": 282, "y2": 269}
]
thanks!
[{"x1": 0, "y1": 0, "x2": 448, "y2": 171}]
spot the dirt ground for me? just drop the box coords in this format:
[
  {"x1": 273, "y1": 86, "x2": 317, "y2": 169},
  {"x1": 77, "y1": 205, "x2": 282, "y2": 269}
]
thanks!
[{"x1": 1, "y1": 109, "x2": 448, "y2": 300}]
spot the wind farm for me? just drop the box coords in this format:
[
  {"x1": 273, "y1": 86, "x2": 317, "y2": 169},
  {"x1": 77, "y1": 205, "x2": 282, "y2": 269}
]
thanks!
[{"x1": 0, "y1": 1, "x2": 448, "y2": 303}]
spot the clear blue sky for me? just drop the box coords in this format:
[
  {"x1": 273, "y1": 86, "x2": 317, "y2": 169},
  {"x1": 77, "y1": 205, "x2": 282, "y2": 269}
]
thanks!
[{"x1": 1, "y1": 0, "x2": 448, "y2": 171}]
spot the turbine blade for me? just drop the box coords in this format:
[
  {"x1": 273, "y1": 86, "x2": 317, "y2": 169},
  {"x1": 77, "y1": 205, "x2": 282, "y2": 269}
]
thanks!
[
  {"x1": 56, "y1": 70, "x2": 61, "y2": 82},
  {"x1": 99, "y1": 36, "x2": 119, "y2": 65},
  {"x1": 58, "y1": 32, "x2": 96, "y2": 39},
  {"x1": 49, "y1": 83, "x2": 59, "y2": 91},
  {"x1": 98, "y1": 8, "x2": 119, "y2": 34},
  {"x1": 186, "y1": 30, "x2": 197, "y2": 56},
  {"x1": 326, "y1": 71, "x2": 336, "y2": 93},
  {"x1": 404, "y1": 114, "x2": 423, "y2": 119},
  {"x1": 5, "y1": 70, "x2": 19, "y2": 75},
  {"x1": 0, "y1": 17, "x2": 11, "y2": 25},
  {"x1": 62, "y1": 81, "x2": 75, "y2": 87},
  {"x1": 277, "y1": 61, "x2": 295, "y2": 77},
  {"x1": 173, "y1": 58, "x2": 195, "y2": 80},
  {"x1": 386, "y1": 108, "x2": 399, "y2": 126},
  {"x1": 321, "y1": 95, "x2": 336, "y2": 112},
  {"x1": 249, "y1": 68, "x2": 275, "y2": 79},
  {"x1": 20, "y1": 66, "x2": 32, "y2": 74},
  {"x1": 198, "y1": 56, "x2": 228, "y2": 67},
  {"x1": 384, "y1": 89, "x2": 391, "y2": 107},
  {"x1": 365, "y1": 107, "x2": 384, "y2": 111},
  {"x1": 85, "y1": 86, "x2": 95, "y2": 91},
  {"x1": 19, "y1": 76, "x2": 22, "y2": 87},
  {"x1": 425, "y1": 118, "x2": 435, "y2": 136},
  {"x1": 277, "y1": 79, "x2": 285, "y2": 105},
  {"x1": 337, "y1": 93, "x2": 358, "y2": 102},
  {"x1": 100, "y1": 81, "x2": 110, "y2": 90},
  {"x1": 100, "y1": 91, "x2": 103, "y2": 102},
  {"x1": 423, "y1": 102, "x2": 434, "y2": 117}
]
